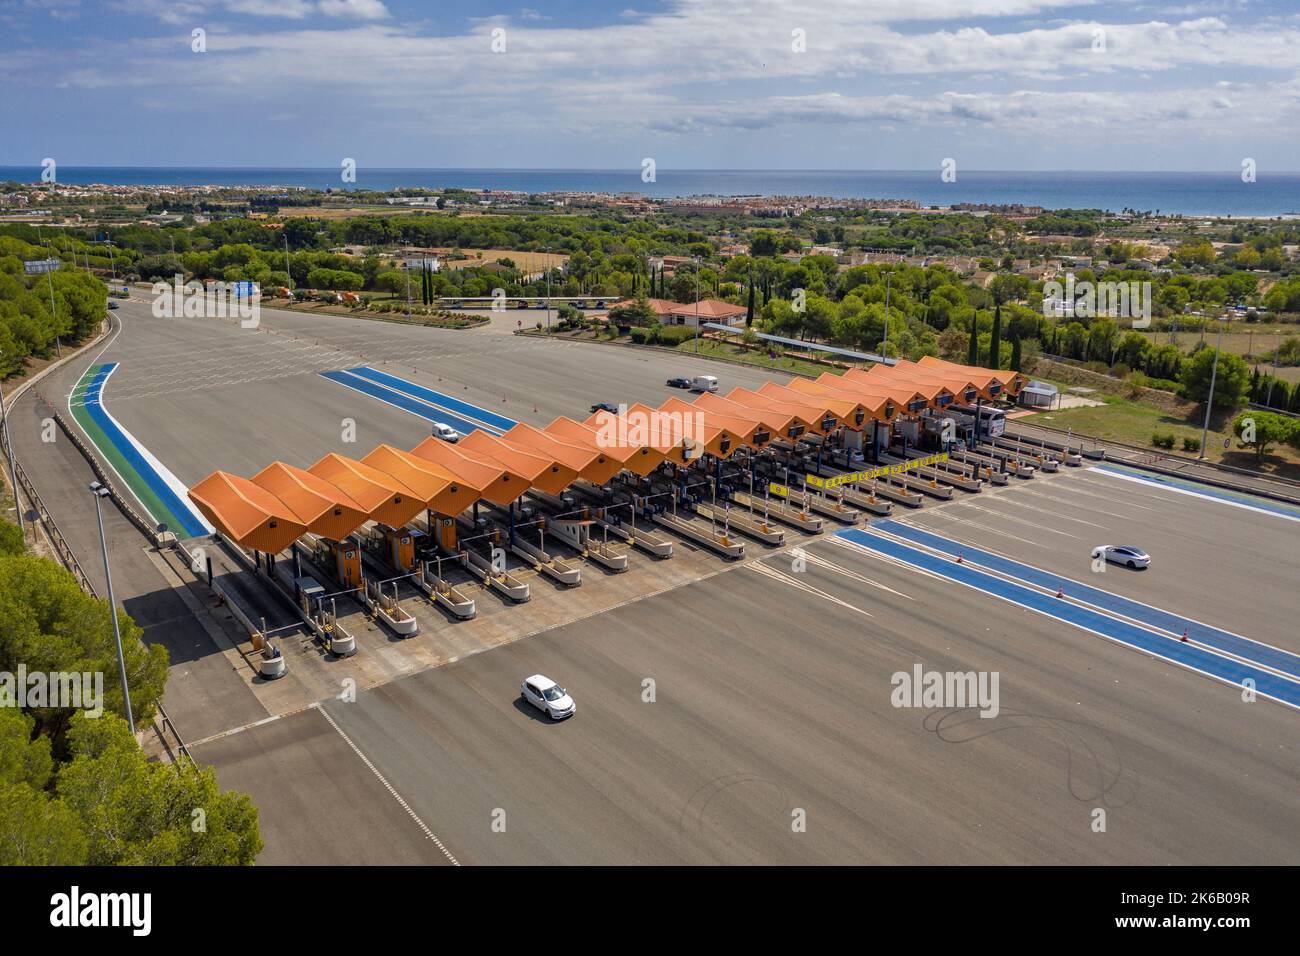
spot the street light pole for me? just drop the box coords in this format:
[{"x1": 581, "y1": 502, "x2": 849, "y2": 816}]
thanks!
[
  {"x1": 882, "y1": 272, "x2": 892, "y2": 355},
  {"x1": 1198, "y1": 316, "x2": 1225, "y2": 460},
  {"x1": 90, "y1": 482, "x2": 134, "y2": 736},
  {"x1": 693, "y1": 256, "x2": 701, "y2": 354}
]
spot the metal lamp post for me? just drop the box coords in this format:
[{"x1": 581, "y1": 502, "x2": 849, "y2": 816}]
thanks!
[{"x1": 90, "y1": 481, "x2": 135, "y2": 735}]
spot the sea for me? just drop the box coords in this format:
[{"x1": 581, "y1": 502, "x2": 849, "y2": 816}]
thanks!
[{"x1": 3, "y1": 167, "x2": 1299, "y2": 218}]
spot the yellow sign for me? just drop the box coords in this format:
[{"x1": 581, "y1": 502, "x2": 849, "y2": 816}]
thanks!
[
  {"x1": 768, "y1": 482, "x2": 789, "y2": 498},
  {"x1": 807, "y1": 453, "x2": 949, "y2": 488}
]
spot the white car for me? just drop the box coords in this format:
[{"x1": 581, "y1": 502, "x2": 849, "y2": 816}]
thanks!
[
  {"x1": 1095, "y1": 545, "x2": 1150, "y2": 569},
  {"x1": 521, "y1": 675, "x2": 576, "y2": 720},
  {"x1": 431, "y1": 422, "x2": 461, "y2": 443}
]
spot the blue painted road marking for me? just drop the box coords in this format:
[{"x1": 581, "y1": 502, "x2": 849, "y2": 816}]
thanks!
[
  {"x1": 345, "y1": 366, "x2": 517, "y2": 433},
  {"x1": 837, "y1": 527, "x2": 1300, "y2": 709},
  {"x1": 874, "y1": 519, "x2": 1300, "y2": 680},
  {"x1": 320, "y1": 370, "x2": 487, "y2": 436}
]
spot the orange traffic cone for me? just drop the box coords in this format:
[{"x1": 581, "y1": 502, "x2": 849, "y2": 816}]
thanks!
[{"x1": 1181, "y1": 628, "x2": 1189, "y2": 642}]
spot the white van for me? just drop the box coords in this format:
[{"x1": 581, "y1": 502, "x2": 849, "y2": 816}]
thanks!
[{"x1": 690, "y1": 375, "x2": 719, "y2": 393}]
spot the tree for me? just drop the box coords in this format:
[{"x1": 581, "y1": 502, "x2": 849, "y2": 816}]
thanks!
[
  {"x1": 967, "y1": 310, "x2": 979, "y2": 366},
  {"x1": 0, "y1": 519, "x2": 23, "y2": 556},
  {"x1": 1010, "y1": 334, "x2": 1022, "y2": 372},
  {"x1": 745, "y1": 263, "x2": 755, "y2": 326},
  {"x1": 1179, "y1": 348, "x2": 1250, "y2": 407},
  {"x1": 1232, "y1": 411, "x2": 1297, "y2": 464},
  {"x1": 988, "y1": 305, "x2": 1002, "y2": 369}
]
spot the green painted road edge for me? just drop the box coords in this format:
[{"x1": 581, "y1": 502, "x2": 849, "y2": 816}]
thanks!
[{"x1": 69, "y1": 363, "x2": 194, "y2": 534}]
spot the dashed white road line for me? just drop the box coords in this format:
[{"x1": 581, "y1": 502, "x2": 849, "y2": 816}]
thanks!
[{"x1": 313, "y1": 702, "x2": 461, "y2": 866}]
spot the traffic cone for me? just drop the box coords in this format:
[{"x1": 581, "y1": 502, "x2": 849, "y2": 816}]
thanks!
[
  {"x1": 956, "y1": 552, "x2": 963, "y2": 564},
  {"x1": 1055, "y1": 585, "x2": 1064, "y2": 598},
  {"x1": 1181, "y1": 628, "x2": 1189, "y2": 642}
]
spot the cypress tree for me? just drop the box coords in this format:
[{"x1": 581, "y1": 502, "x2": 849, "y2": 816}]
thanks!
[
  {"x1": 746, "y1": 263, "x2": 755, "y2": 326},
  {"x1": 989, "y1": 304, "x2": 1002, "y2": 369},
  {"x1": 968, "y1": 311, "x2": 979, "y2": 366},
  {"x1": 1010, "y1": 333, "x2": 1022, "y2": 372}
]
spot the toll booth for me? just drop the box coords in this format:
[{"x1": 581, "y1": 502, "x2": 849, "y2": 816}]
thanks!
[
  {"x1": 378, "y1": 524, "x2": 420, "y2": 571},
  {"x1": 435, "y1": 515, "x2": 458, "y2": 552},
  {"x1": 296, "y1": 576, "x2": 327, "y2": 616},
  {"x1": 322, "y1": 536, "x2": 363, "y2": 589}
]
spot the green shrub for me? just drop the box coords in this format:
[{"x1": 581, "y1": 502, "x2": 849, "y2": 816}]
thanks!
[
  {"x1": 1182, "y1": 437, "x2": 1201, "y2": 452},
  {"x1": 1152, "y1": 432, "x2": 1176, "y2": 449},
  {"x1": 657, "y1": 326, "x2": 695, "y2": 345}
]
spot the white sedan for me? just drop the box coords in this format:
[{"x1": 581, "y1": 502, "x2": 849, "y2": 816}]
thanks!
[
  {"x1": 521, "y1": 675, "x2": 576, "y2": 720},
  {"x1": 1095, "y1": 545, "x2": 1151, "y2": 569}
]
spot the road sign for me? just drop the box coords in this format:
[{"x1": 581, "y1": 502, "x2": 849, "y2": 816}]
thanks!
[
  {"x1": 232, "y1": 281, "x2": 257, "y2": 299},
  {"x1": 768, "y1": 482, "x2": 788, "y2": 498},
  {"x1": 24, "y1": 258, "x2": 60, "y2": 275}
]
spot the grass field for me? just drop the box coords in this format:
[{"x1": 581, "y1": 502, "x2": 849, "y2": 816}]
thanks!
[
  {"x1": 1026, "y1": 396, "x2": 1300, "y2": 478},
  {"x1": 1135, "y1": 326, "x2": 1298, "y2": 363},
  {"x1": 435, "y1": 249, "x2": 569, "y2": 273},
  {"x1": 676, "y1": 338, "x2": 850, "y2": 378}
]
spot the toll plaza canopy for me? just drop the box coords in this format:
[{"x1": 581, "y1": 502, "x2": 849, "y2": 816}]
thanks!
[
  {"x1": 547, "y1": 415, "x2": 666, "y2": 477},
  {"x1": 189, "y1": 471, "x2": 309, "y2": 554},
  {"x1": 250, "y1": 461, "x2": 369, "y2": 542},
  {"x1": 188, "y1": 357, "x2": 1017, "y2": 552}
]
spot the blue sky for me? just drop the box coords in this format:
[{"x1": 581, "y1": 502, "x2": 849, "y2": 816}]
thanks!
[{"x1": 1, "y1": 0, "x2": 1298, "y2": 171}]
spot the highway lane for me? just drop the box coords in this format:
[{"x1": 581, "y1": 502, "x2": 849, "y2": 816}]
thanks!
[{"x1": 202, "y1": 531, "x2": 1298, "y2": 864}]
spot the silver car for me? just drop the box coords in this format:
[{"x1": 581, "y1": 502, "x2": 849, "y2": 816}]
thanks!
[
  {"x1": 521, "y1": 675, "x2": 576, "y2": 720},
  {"x1": 1095, "y1": 545, "x2": 1150, "y2": 569}
]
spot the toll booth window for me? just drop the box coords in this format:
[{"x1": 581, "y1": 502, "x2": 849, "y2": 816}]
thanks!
[
  {"x1": 886, "y1": 403, "x2": 895, "y2": 418},
  {"x1": 720, "y1": 438, "x2": 731, "y2": 453},
  {"x1": 822, "y1": 417, "x2": 835, "y2": 430},
  {"x1": 754, "y1": 431, "x2": 770, "y2": 444},
  {"x1": 964, "y1": 388, "x2": 977, "y2": 401},
  {"x1": 855, "y1": 412, "x2": 865, "y2": 425},
  {"x1": 937, "y1": 396, "x2": 951, "y2": 406}
]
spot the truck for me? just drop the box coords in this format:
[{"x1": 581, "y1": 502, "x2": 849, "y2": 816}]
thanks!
[{"x1": 690, "y1": 375, "x2": 719, "y2": 393}]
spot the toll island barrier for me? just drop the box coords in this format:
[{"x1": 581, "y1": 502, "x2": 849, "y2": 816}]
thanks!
[
  {"x1": 360, "y1": 524, "x2": 477, "y2": 620},
  {"x1": 730, "y1": 486, "x2": 826, "y2": 533},
  {"x1": 875, "y1": 453, "x2": 955, "y2": 500},
  {"x1": 447, "y1": 521, "x2": 531, "y2": 601},
  {"x1": 693, "y1": 497, "x2": 786, "y2": 546},
  {"x1": 462, "y1": 510, "x2": 583, "y2": 587},
  {"x1": 893, "y1": 447, "x2": 984, "y2": 492},
  {"x1": 969, "y1": 444, "x2": 1037, "y2": 478},
  {"x1": 805, "y1": 462, "x2": 924, "y2": 509},
  {"x1": 568, "y1": 483, "x2": 675, "y2": 559},
  {"x1": 651, "y1": 501, "x2": 746, "y2": 559},
  {"x1": 948, "y1": 448, "x2": 1013, "y2": 484},
  {"x1": 1006, "y1": 427, "x2": 1095, "y2": 463},
  {"x1": 303, "y1": 534, "x2": 419, "y2": 638},
  {"x1": 524, "y1": 490, "x2": 630, "y2": 571},
  {"x1": 992, "y1": 435, "x2": 1062, "y2": 471}
]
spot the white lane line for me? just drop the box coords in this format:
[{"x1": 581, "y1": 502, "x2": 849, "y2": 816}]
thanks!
[
  {"x1": 1088, "y1": 467, "x2": 1300, "y2": 524},
  {"x1": 946, "y1": 500, "x2": 1078, "y2": 538},
  {"x1": 747, "y1": 561, "x2": 873, "y2": 617},
  {"x1": 799, "y1": 551, "x2": 915, "y2": 599},
  {"x1": 1019, "y1": 488, "x2": 1134, "y2": 520},
  {"x1": 974, "y1": 493, "x2": 1105, "y2": 529},
  {"x1": 313, "y1": 703, "x2": 461, "y2": 866},
  {"x1": 911, "y1": 508, "x2": 1049, "y2": 549}
]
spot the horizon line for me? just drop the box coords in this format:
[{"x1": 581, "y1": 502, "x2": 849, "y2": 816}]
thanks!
[{"x1": 4, "y1": 164, "x2": 1300, "y2": 176}]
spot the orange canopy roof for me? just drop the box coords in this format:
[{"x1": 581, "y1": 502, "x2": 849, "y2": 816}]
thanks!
[
  {"x1": 863, "y1": 366, "x2": 957, "y2": 405},
  {"x1": 785, "y1": 377, "x2": 896, "y2": 422},
  {"x1": 505, "y1": 422, "x2": 623, "y2": 485},
  {"x1": 308, "y1": 453, "x2": 425, "y2": 527},
  {"x1": 548, "y1": 415, "x2": 665, "y2": 476},
  {"x1": 917, "y1": 356, "x2": 1022, "y2": 395},
  {"x1": 409, "y1": 437, "x2": 523, "y2": 506},
  {"x1": 189, "y1": 471, "x2": 308, "y2": 554},
  {"x1": 814, "y1": 372, "x2": 921, "y2": 410},
  {"x1": 659, "y1": 396, "x2": 764, "y2": 455},
  {"x1": 889, "y1": 359, "x2": 987, "y2": 402},
  {"x1": 362, "y1": 444, "x2": 479, "y2": 517},
  {"x1": 250, "y1": 461, "x2": 370, "y2": 541},
  {"x1": 758, "y1": 381, "x2": 859, "y2": 430},
  {"x1": 652, "y1": 397, "x2": 750, "y2": 460},
  {"x1": 695, "y1": 391, "x2": 795, "y2": 438},
  {"x1": 584, "y1": 403, "x2": 681, "y2": 456},
  {"x1": 723, "y1": 387, "x2": 822, "y2": 436},
  {"x1": 461, "y1": 431, "x2": 578, "y2": 496}
]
